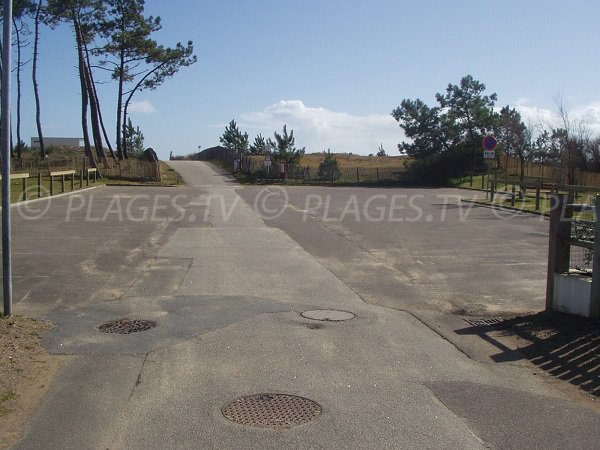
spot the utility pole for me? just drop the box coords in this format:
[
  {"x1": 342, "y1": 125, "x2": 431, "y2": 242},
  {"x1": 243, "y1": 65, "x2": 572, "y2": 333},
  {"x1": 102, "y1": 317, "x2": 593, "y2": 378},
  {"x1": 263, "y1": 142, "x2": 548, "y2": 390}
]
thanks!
[{"x1": 2, "y1": 0, "x2": 13, "y2": 316}]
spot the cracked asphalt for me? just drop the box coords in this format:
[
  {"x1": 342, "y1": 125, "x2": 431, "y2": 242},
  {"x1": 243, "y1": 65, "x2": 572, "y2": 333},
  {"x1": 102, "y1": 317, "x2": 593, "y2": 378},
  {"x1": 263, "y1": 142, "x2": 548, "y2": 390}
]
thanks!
[{"x1": 7, "y1": 161, "x2": 600, "y2": 449}]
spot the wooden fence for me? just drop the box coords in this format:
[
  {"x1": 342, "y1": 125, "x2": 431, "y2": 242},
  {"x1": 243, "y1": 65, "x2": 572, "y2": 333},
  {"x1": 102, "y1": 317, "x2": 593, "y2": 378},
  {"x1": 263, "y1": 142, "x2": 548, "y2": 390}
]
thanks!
[
  {"x1": 503, "y1": 156, "x2": 600, "y2": 188},
  {"x1": 10, "y1": 157, "x2": 161, "y2": 182}
]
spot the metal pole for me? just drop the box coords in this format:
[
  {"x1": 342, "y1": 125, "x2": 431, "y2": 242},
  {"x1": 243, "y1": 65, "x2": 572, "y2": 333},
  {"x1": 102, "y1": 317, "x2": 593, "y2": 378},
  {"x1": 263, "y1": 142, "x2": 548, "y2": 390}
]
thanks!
[{"x1": 2, "y1": 0, "x2": 13, "y2": 316}]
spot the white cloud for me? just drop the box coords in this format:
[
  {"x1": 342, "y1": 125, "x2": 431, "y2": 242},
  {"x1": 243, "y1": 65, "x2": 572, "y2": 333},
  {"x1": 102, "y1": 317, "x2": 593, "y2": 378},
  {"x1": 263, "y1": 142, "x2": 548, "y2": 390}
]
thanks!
[
  {"x1": 128, "y1": 100, "x2": 157, "y2": 114},
  {"x1": 239, "y1": 100, "x2": 403, "y2": 155},
  {"x1": 514, "y1": 98, "x2": 600, "y2": 135},
  {"x1": 514, "y1": 98, "x2": 555, "y2": 127}
]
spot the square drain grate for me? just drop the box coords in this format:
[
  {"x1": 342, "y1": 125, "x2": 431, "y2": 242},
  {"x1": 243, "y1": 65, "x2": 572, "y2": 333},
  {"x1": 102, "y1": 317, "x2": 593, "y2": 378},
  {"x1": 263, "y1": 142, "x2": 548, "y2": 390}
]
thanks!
[{"x1": 464, "y1": 317, "x2": 505, "y2": 327}]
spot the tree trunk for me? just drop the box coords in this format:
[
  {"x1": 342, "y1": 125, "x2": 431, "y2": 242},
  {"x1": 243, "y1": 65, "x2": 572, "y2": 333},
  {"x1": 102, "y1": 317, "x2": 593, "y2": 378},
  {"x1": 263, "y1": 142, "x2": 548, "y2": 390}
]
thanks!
[
  {"x1": 82, "y1": 45, "x2": 105, "y2": 161},
  {"x1": 13, "y1": 17, "x2": 22, "y2": 159},
  {"x1": 82, "y1": 40, "x2": 115, "y2": 160},
  {"x1": 115, "y1": 46, "x2": 125, "y2": 159},
  {"x1": 32, "y1": 0, "x2": 45, "y2": 158},
  {"x1": 73, "y1": 16, "x2": 94, "y2": 167},
  {"x1": 122, "y1": 103, "x2": 129, "y2": 159}
]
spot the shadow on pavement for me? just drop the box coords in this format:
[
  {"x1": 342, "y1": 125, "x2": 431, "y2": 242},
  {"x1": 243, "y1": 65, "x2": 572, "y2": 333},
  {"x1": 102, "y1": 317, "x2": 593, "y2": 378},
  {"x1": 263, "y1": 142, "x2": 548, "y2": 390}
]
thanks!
[{"x1": 456, "y1": 312, "x2": 600, "y2": 397}]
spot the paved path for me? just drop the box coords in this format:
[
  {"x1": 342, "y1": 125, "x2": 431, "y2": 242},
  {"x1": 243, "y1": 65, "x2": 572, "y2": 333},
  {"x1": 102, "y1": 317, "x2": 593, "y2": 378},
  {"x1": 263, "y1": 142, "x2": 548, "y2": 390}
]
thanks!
[{"x1": 10, "y1": 162, "x2": 600, "y2": 449}]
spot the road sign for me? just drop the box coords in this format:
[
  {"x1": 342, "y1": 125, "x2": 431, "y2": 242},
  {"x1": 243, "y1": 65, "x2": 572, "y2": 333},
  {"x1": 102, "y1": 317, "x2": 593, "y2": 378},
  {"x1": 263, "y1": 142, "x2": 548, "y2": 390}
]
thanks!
[
  {"x1": 483, "y1": 150, "x2": 496, "y2": 159},
  {"x1": 483, "y1": 135, "x2": 497, "y2": 151}
]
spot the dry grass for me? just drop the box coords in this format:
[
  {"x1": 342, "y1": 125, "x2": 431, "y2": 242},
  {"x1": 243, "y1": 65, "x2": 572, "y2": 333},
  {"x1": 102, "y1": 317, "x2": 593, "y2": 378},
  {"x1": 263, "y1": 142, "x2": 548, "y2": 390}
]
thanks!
[{"x1": 300, "y1": 153, "x2": 408, "y2": 170}]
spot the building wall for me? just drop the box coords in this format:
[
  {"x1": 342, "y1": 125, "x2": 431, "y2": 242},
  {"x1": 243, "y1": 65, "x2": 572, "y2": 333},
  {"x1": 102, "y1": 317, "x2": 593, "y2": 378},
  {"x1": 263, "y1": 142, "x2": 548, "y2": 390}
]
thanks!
[{"x1": 30, "y1": 137, "x2": 83, "y2": 149}]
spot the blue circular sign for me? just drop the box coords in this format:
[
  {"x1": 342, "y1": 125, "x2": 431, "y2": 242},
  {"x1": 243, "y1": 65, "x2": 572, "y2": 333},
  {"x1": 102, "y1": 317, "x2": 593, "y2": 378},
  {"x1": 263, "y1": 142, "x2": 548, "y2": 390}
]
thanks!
[{"x1": 483, "y1": 135, "x2": 497, "y2": 151}]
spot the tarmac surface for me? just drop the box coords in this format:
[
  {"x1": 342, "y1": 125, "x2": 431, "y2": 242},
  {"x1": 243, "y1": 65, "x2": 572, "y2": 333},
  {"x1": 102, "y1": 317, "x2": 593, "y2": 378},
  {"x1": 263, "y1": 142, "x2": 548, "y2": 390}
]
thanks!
[{"x1": 7, "y1": 161, "x2": 600, "y2": 449}]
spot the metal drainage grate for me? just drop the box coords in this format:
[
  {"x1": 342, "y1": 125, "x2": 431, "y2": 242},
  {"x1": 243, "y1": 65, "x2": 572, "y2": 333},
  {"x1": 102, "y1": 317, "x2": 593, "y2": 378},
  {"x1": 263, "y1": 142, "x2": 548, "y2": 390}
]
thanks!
[
  {"x1": 222, "y1": 393, "x2": 322, "y2": 429},
  {"x1": 97, "y1": 319, "x2": 156, "y2": 334},
  {"x1": 301, "y1": 309, "x2": 356, "y2": 322},
  {"x1": 464, "y1": 318, "x2": 505, "y2": 327}
]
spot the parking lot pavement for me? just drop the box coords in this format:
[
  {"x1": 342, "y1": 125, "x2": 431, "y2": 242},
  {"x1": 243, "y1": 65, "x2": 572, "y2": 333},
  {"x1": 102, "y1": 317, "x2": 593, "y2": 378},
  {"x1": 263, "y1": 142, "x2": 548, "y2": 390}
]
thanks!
[
  {"x1": 10, "y1": 162, "x2": 600, "y2": 449},
  {"x1": 237, "y1": 185, "x2": 549, "y2": 316}
]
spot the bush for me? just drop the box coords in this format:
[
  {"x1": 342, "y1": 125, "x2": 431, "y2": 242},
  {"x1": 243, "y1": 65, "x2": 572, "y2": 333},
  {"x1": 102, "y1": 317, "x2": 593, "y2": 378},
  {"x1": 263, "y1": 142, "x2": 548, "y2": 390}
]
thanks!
[
  {"x1": 318, "y1": 150, "x2": 340, "y2": 181},
  {"x1": 403, "y1": 145, "x2": 485, "y2": 185}
]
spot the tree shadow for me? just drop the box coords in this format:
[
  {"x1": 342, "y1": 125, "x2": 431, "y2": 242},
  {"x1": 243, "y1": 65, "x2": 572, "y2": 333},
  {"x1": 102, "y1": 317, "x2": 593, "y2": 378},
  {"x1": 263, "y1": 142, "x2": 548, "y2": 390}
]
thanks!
[{"x1": 456, "y1": 312, "x2": 600, "y2": 397}]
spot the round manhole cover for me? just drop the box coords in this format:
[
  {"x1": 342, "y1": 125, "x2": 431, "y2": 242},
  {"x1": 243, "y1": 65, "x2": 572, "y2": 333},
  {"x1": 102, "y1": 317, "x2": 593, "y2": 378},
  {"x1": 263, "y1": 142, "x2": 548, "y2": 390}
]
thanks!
[
  {"x1": 97, "y1": 319, "x2": 156, "y2": 334},
  {"x1": 301, "y1": 309, "x2": 355, "y2": 322},
  {"x1": 222, "y1": 393, "x2": 322, "y2": 428}
]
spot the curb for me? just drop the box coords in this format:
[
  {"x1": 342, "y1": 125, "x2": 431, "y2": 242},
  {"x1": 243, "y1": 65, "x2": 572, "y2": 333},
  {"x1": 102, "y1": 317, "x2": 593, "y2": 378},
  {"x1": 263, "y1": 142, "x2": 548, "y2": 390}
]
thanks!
[
  {"x1": 105, "y1": 183, "x2": 183, "y2": 188},
  {"x1": 461, "y1": 198, "x2": 550, "y2": 218},
  {"x1": 3, "y1": 184, "x2": 104, "y2": 210}
]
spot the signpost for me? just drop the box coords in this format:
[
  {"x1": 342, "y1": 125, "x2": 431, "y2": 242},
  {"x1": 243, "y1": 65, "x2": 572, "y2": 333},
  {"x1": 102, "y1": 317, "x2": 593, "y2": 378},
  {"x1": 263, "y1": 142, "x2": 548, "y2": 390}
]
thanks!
[
  {"x1": 2, "y1": 0, "x2": 12, "y2": 316},
  {"x1": 483, "y1": 135, "x2": 497, "y2": 159},
  {"x1": 482, "y1": 135, "x2": 498, "y2": 200}
]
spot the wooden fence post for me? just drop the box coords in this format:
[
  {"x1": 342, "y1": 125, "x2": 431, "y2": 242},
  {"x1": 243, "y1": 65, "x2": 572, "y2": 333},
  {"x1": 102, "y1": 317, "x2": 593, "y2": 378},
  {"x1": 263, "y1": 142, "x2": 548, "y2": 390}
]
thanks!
[
  {"x1": 490, "y1": 181, "x2": 495, "y2": 202},
  {"x1": 356, "y1": 168, "x2": 359, "y2": 184},
  {"x1": 22, "y1": 177, "x2": 27, "y2": 201},
  {"x1": 535, "y1": 183, "x2": 541, "y2": 211},
  {"x1": 61, "y1": 174, "x2": 65, "y2": 193},
  {"x1": 80, "y1": 169, "x2": 84, "y2": 189},
  {"x1": 511, "y1": 184, "x2": 516, "y2": 207},
  {"x1": 50, "y1": 175, "x2": 54, "y2": 196},
  {"x1": 546, "y1": 194, "x2": 571, "y2": 312},
  {"x1": 590, "y1": 195, "x2": 600, "y2": 319},
  {"x1": 37, "y1": 173, "x2": 41, "y2": 198},
  {"x1": 70, "y1": 173, "x2": 74, "y2": 191}
]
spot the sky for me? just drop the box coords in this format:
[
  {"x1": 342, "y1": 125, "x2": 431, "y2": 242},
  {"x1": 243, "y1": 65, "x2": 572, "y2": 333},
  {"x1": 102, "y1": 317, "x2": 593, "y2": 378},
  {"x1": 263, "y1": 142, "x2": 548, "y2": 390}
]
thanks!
[{"x1": 11, "y1": 0, "x2": 600, "y2": 160}]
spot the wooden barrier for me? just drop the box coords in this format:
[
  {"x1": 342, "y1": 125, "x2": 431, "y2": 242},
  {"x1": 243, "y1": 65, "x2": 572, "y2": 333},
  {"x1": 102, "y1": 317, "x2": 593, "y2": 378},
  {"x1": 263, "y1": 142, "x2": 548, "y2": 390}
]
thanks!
[
  {"x1": 87, "y1": 167, "x2": 97, "y2": 186},
  {"x1": 0, "y1": 173, "x2": 29, "y2": 200},
  {"x1": 49, "y1": 170, "x2": 75, "y2": 196}
]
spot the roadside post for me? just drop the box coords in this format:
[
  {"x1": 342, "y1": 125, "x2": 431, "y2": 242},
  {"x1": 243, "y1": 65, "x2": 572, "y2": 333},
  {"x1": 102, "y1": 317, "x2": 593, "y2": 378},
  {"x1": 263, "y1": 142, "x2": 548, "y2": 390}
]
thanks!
[
  {"x1": 2, "y1": 0, "x2": 13, "y2": 315},
  {"x1": 483, "y1": 135, "x2": 497, "y2": 201},
  {"x1": 264, "y1": 153, "x2": 272, "y2": 178}
]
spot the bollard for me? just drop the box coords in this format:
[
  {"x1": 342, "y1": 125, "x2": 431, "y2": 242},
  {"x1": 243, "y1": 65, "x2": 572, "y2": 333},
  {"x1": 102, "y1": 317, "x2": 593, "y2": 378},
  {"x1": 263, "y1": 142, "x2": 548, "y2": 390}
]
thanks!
[
  {"x1": 50, "y1": 175, "x2": 54, "y2": 196},
  {"x1": 356, "y1": 167, "x2": 359, "y2": 184},
  {"x1": 86, "y1": 169, "x2": 90, "y2": 187},
  {"x1": 22, "y1": 177, "x2": 27, "y2": 201},
  {"x1": 61, "y1": 174, "x2": 65, "y2": 193},
  {"x1": 70, "y1": 173, "x2": 74, "y2": 191},
  {"x1": 80, "y1": 169, "x2": 84, "y2": 189},
  {"x1": 37, "y1": 173, "x2": 41, "y2": 198},
  {"x1": 535, "y1": 184, "x2": 541, "y2": 210},
  {"x1": 490, "y1": 181, "x2": 495, "y2": 202},
  {"x1": 511, "y1": 184, "x2": 516, "y2": 207}
]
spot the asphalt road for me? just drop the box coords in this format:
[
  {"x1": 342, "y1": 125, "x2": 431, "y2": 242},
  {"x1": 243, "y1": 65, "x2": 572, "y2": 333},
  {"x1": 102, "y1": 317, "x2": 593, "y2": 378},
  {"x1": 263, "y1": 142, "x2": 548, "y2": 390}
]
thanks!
[
  {"x1": 7, "y1": 161, "x2": 600, "y2": 450},
  {"x1": 237, "y1": 184, "x2": 549, "y2": 316}
]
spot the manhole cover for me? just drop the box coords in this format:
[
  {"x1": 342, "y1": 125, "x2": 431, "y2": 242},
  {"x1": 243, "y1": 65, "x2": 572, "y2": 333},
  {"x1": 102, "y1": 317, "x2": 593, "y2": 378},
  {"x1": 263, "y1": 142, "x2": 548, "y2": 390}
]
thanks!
[
  {"x1": 301, "y1": 309, "x2": 355, "y2": 322},
  {"x1": 222, "y1": 393, "x2": 322, "y2": 428},
  {"x1": 464, "y1": 318, "x2": 504, "y2": 327},
  {"x1": 97, "y1": 319, "x2": 156, "y2": 334}
]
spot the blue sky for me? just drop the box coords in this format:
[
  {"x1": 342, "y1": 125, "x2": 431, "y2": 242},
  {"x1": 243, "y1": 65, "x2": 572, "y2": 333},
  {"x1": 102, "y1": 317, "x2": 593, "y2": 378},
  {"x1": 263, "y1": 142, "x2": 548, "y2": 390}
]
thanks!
[{"x1": 13, "y1": 0, "x2": 600, "y2": 159}]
